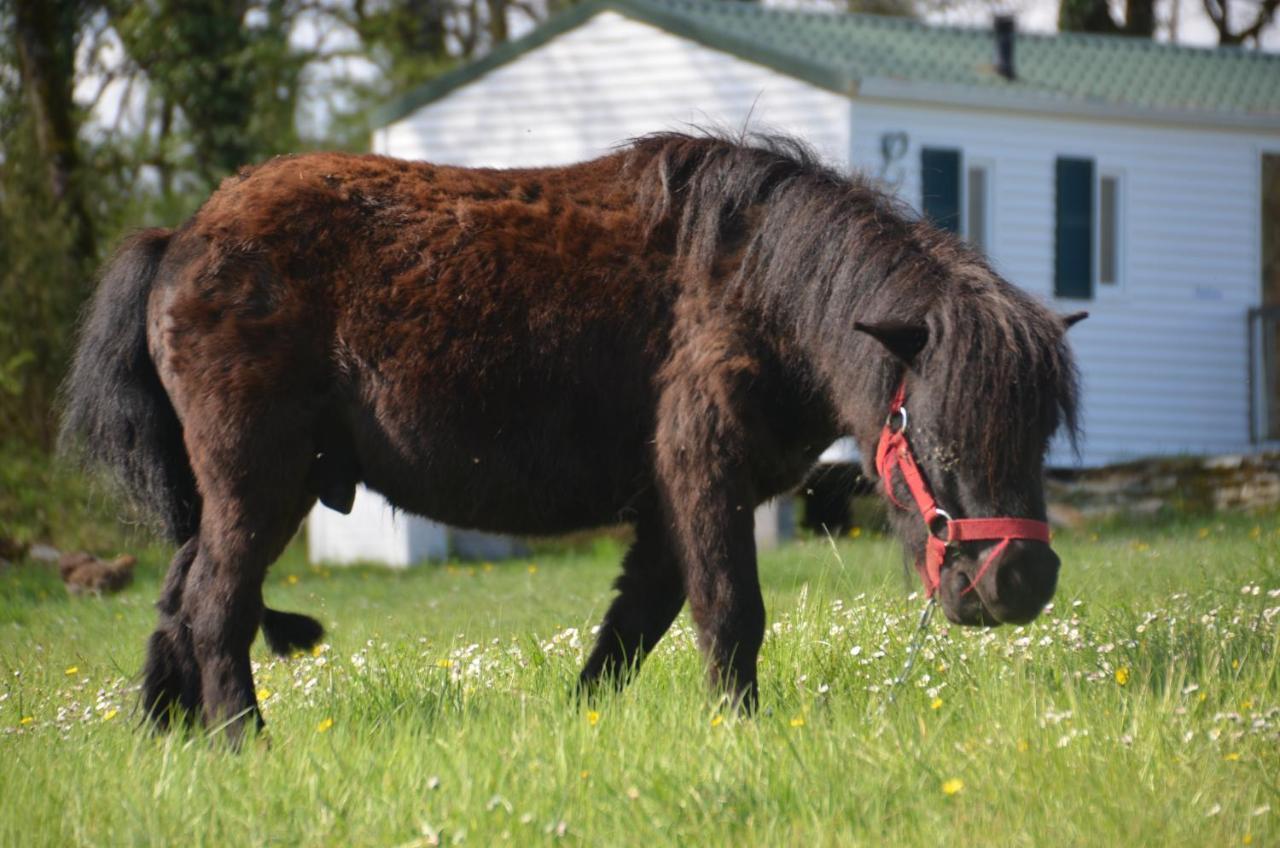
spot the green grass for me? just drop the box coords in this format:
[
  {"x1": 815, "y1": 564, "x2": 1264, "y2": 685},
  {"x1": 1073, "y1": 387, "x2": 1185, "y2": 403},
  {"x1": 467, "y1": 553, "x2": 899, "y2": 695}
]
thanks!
[{"x1": 1, "y1": 516, "x2": 1277, "y2": 846}]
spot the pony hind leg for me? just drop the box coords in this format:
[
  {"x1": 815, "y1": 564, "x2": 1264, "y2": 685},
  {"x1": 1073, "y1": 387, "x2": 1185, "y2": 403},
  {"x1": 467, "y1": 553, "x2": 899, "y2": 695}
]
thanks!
[
  {"x1": 173, "y1": 408, "x2": 318, "y2": 743},
  {"x1": 142, "y1": 529, "x2": 326, "y2": 731},
  {"x1": 579, "y1": 514, "x2": 686, "y2": 693},
  {"x1": 142, "y1": 537, "x2": 202, "y2": 729}
]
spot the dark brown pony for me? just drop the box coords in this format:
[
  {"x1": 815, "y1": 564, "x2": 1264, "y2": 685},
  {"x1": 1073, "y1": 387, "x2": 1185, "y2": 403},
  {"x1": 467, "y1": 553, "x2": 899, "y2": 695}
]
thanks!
[{"x1": 63, "y1": 133, "x2": 1080, "y2": 742}]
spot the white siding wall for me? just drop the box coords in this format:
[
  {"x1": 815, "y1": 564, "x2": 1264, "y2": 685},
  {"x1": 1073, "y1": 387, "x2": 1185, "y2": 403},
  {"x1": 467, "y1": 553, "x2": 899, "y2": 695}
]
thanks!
[
  {"x1": 851, "y1": 100, "x2": 1272, "y2": 466},
  {"x1": 376, "y1": 11, "x2": 851, "y2": 167},
  {"x1": 307, "y1": 485, "x2": 448, "y2": 567}
]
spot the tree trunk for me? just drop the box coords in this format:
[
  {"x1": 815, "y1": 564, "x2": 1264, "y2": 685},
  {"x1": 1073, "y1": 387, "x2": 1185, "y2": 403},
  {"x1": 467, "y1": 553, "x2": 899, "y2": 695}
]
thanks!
[
  {"x1": 1123, "y1": 0, "x2": 1156, "y2": 35},
  {"x1": 486, "y1": 0, "x2": 509, "y2": 46},
  {"x1": 12, "y1": 0, "x2": 95, "y2": 264},
  {"x1": 1058, "y1": 0, "x2": 1120, "y2": 33}
]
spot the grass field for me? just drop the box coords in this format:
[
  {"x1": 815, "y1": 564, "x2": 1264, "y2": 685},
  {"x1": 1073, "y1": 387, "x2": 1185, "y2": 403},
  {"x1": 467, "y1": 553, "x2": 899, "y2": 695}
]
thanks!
[{"x1": 1, "y1": 515, "x2": 1277, "y2": 846}]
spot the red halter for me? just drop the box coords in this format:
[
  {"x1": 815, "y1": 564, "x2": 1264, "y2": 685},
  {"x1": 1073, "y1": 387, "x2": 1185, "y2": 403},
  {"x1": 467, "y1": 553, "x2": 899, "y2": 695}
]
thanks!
[{"x1": 874, "y1": 382, "x2": 1051, "y2": 598}]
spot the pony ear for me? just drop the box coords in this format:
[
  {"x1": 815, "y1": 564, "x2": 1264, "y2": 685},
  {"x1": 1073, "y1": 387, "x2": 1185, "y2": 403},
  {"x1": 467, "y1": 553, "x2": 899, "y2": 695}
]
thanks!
[
  {"x1": 1063, "y1": 311, "x2": 1089, "y2": 329},
  {"x1": 853, "y1": 320, "x2": 929, "y2": 365}
]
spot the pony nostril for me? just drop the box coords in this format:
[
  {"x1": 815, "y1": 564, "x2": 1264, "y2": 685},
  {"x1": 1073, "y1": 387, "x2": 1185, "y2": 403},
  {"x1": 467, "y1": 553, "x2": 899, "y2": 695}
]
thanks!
[{"x1": 993, "y1": 543, "x2": 1060, "y2": 622}]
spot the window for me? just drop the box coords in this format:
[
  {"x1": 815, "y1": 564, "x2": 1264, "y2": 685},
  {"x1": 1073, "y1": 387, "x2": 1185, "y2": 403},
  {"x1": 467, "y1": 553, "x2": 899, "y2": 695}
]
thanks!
[
  {"x1": 1055, "y1": 157, "x2": 1094, "y2": 299},
  {"x1": 966, "y1": 162, "x2": 991, "y2": 253},
  {"x1": 921, "y1": 147, "x2": 991, "y2": 251},
  {"x1": 921, "y1": 147, "x2": 961, "y2": 234},
  {"x1": 1098, "y1": 172, "x2": 1121, "y2": 285},
  {"x1": 1055, "y1": 157, "x2": 1124, "y2": 299}
]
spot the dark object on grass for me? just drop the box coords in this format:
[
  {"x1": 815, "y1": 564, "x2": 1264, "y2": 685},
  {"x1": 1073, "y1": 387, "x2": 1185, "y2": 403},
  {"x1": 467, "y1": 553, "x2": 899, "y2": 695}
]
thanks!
[
  {"x1": 0, "y1": 536, "x2": 29, "y2": 564},
  {"x1": 58, "y1": 551, "x2": 136, "y2": 596},
  {"x1": 61, "y1": 132, "x2": 1081, "y2": 744},
  {"x1": 801, "y1": 464, "x2": 869, "y2": 537}
]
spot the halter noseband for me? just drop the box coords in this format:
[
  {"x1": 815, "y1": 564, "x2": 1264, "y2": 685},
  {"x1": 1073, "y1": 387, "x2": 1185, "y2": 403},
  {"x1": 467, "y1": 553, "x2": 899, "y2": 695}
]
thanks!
[{"x1": 874, "y1": 382, "x2": 1051, "y2": 598}]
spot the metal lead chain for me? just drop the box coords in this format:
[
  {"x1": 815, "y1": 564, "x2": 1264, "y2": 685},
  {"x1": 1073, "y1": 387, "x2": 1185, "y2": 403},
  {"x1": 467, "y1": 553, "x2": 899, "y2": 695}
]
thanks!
[{"x1": 885, "y1": 597, "x2": 937, "y2": 704}]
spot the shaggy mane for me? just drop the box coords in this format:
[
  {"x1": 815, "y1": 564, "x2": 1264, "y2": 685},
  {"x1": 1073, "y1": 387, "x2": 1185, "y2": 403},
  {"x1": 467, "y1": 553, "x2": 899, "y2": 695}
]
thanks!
[{"x1": 626, "y1": 131, "x2": 1080, "y2": 486}]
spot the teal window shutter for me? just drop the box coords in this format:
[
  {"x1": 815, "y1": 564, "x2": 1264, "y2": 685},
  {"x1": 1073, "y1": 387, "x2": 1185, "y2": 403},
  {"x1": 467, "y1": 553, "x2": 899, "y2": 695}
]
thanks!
[
  {"x1": 1055, "y1": 157, "x2": 1094, "y2": 299},
  {"x1": 921, "y1": 148, "x2": 961, "y2": 234}
]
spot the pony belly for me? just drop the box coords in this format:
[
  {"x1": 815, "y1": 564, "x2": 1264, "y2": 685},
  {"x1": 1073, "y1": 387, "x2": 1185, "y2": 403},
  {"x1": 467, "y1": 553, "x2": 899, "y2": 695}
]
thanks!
[
  {"x1": 359, "y1": 455, "x2": 646, "y2": 535},
  {"x1": 346, "y1": 407, "x2": 651, "y2": 536}
]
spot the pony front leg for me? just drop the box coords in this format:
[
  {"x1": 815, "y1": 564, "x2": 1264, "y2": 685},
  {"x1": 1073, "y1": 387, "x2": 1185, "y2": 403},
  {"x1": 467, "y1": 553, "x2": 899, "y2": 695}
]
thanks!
[
  {"x1": 656, "y1": 416, "x2": 765, "y2": 709},
  {"x1": 676, "y1": 487, "x2": 764, "y2": 710},
  {"x1": 579, "y1": 512, "x2": 686, "y2": 692}
]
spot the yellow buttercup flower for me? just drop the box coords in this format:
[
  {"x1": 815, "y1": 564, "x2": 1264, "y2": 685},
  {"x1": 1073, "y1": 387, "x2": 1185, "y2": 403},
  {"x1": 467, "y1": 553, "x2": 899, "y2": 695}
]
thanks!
[
  {"x1": 316, "y1": 717, "x2": 334, "y2": 733},
  {"x1": 711, "y1": 715, "x2": 724, "y2": 727},
  {"x1": 19, "y1": 716, "x2": 33, "y2": 726},
  {"x1": 103, "y1": 709, "x2": 118, "y2": 721},
  {"x1": 789, "y1": 716, "x2": 805, "y2": 728},
  {"x1": 286, "y1": 574, "x2": 299, "y2": 585},
  {"x1": 1114, "y1": 667, "x2": 1130, "y2": 686},
  {"x1": 436, "y1": 659, "x2": 453, "y2": 669},
  {"x1": 930, "y1": 697, "x2": 943, "y2": 710},
  {"x1": 64, "y1": 666, "x2": 79, "y2": 676},
  {"x1": 258, "y1": 688, "x2": 271, "y2": 701},
  {"x1": 942, "y1": 778, "x2": 964, "y2": 796},
  {"x1": 587, "y1": 711, "x2": 600, "y2": 726}
]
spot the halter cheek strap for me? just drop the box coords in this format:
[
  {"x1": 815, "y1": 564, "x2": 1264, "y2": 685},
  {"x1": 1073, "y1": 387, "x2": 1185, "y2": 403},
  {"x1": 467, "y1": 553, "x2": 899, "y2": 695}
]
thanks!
[{"x1": 874, "y1": 382, "x2": 1051, "y2": 597}]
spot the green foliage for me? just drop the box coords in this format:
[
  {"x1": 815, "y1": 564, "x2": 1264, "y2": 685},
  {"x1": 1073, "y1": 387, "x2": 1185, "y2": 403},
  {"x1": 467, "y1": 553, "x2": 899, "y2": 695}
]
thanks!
[
  {"x1": 0, "y1": 519, "x2": 1276, "y2": 844},
  {"x1": 108, "y1": 0, "x2": 306, "y2": 185},
  {"x1": 0, "y1": 439, "x2": 156, "y2": 554},
  {"x1": 351, "y1": 0, "x2": 457, "y2": 91},
  {"x1": 0, "y1": 100, "x2": 95, "y2": 447}
]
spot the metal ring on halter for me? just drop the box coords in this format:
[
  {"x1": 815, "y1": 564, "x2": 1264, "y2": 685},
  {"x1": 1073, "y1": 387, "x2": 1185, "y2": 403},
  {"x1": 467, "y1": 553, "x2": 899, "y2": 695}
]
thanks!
[
  {"x1": 886, "y1": 406, "x2": 908, "y2": 433},
  {"x1": 927, "y1": 508, "x2": 952, "y2": 541}
]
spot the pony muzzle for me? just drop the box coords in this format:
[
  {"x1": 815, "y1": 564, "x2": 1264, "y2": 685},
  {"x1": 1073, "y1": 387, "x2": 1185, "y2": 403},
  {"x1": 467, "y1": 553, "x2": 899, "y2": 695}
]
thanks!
[{"x1": 942, "y1": 538, "x2": 1060, "y2": 626}]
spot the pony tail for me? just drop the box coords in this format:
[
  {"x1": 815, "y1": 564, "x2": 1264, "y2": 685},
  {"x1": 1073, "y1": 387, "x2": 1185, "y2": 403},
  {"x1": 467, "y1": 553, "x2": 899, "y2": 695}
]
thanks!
[
  {"x1": 261, "y1": 608, "x2": 326, "y2": 656},
  {"x1": 59, "y1": 228, "x2": 200, "y2": 542}
]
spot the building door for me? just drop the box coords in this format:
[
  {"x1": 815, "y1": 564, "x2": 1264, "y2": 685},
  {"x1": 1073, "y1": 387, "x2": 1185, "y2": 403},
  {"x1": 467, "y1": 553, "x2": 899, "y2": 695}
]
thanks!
[
  {"x1": 1265, "y1": 155, "x2": 1280, "y2": 306},
  {"x1": 1257, "y1": 154, "x2": 1280, "y2": 440}
]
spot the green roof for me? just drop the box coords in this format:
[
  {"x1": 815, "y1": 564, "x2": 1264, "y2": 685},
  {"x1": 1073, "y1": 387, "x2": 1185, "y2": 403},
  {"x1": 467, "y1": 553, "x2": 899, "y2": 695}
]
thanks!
[{"x1": 376, "y1": 0, "x2": 1280, "y2": 127}]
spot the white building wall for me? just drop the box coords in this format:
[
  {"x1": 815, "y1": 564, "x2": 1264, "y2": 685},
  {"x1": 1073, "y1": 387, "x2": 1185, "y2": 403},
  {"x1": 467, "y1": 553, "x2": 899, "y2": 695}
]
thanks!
[
  {"x1": 307, "y1": 485, "x2": 448, "y2": 567},
  {"x1": 850, "y1": 99, "x2": 1272, "y2": 465},
  {"x1": 375, "y1": 11, "x2": 851, "y2": 168}
]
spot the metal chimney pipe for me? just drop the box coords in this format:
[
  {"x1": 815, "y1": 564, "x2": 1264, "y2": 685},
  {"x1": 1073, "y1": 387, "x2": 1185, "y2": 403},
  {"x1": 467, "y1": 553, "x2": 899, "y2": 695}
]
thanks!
[{"x1": 994, "y1": 15, "x2": 1016, "y2": 80}]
